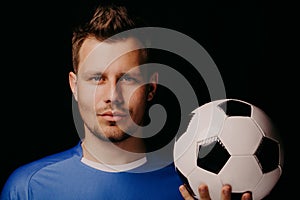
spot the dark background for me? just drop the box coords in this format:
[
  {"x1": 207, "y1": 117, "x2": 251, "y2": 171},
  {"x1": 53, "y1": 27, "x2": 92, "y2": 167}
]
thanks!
[{"x1": 1, "y1": 0, "x2": 296, "y2": 199}]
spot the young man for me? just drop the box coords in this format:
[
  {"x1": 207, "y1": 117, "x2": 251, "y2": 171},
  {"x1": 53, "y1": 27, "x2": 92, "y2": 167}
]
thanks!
[{"x1": 1, "y1": 3, "x2": 251, "y2": 200}]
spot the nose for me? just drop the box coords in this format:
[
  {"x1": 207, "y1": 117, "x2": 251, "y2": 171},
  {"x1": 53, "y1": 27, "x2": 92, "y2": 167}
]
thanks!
[{"x1": 103, "y1": 80, "x2": 124, "y2": 105}]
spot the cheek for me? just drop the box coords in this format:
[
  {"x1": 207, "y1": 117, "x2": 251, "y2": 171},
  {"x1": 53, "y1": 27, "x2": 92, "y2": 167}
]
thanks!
[
  {"x1": 128, "y1": 95, "x2": 147, "y2": 125},
  {"x1": 77, "y1": 85, "x2": 98, "y2": 110},
  {"x1": 127, "y1": 88, "x2": 148, "y2": 110}
]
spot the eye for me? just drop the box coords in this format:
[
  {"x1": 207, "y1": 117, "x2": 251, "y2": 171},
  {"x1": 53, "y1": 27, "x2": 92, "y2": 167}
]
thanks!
[
  {"x1": 90, "y1": 74, "x2": 104, "y2": 83},
  {"x1": 119, "y1": 74, "x2": 138, "y2": 83}
]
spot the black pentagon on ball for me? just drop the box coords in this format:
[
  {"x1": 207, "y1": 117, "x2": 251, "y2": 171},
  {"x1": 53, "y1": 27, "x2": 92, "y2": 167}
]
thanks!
[
  {"x1": 197, "y1": 139, "x2": 230, "y2": 174},
  {"x1": 218, "y1": 99, "x2": 252, "y2": 117},
  {"x1": 255, "y1": 137, "x2": 280, "y2": 173}
]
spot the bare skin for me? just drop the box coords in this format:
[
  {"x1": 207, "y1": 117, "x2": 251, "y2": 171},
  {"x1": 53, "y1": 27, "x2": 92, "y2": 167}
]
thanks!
[{"x1": 179, "y1": 184, "x2": 252, "y2": 200}]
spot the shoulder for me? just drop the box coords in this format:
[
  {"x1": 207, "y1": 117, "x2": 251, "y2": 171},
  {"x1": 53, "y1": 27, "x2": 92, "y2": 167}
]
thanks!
[{"x1": 0, "y1": 142, "x2": 82, "y2": 200}]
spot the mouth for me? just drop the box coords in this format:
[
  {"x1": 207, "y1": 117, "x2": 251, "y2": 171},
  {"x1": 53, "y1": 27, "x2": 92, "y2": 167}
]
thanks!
[{"x1": 98, "y1": 110, "x2": 127, "y2": 122}]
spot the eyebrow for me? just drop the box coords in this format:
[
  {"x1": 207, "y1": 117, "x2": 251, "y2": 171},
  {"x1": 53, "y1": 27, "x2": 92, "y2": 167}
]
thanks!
[{"x1": 81, "y1": 71, "x2": 102, "y2": 77}]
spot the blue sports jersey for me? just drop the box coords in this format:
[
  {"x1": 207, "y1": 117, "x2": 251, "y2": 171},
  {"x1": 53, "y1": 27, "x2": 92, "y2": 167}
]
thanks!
[{"x1": 1, "y1": 142, "x2": 184, "y2": 200}]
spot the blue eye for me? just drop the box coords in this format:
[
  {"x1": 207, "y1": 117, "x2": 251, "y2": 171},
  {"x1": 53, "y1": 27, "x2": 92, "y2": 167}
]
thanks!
[
  {"x1": 91, "y1": 75, "x2": 104, "y2": 82},
  {"x1": 120, "y1": 74, "x2": 136, "y2": 82},
  {"x1": 92, "y1": 77, "x2": 100, "y2": 81}
]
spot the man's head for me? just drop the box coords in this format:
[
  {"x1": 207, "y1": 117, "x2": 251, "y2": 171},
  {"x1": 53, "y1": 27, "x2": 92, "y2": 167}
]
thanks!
[
  {"x1": 69, "y1": 3, "x2": 158, "y2": 144},
  {"x1": 71, "y1": 3, "x2": 148, "y2": 74}
]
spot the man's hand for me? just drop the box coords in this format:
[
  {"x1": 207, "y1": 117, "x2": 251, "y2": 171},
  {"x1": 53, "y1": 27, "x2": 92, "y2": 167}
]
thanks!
[{"x1": 179, "y1": 184, "x2": 252, "y2": 200}]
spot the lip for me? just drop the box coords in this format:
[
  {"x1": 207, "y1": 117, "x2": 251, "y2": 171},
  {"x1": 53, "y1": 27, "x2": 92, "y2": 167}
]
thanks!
[{"x1": 98, "y1": 111, "x2": 127, "y2": 122}]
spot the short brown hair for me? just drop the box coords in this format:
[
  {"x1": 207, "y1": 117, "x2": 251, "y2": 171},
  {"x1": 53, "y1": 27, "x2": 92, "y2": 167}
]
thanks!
[{"x1": 72, "y1": 3, "x2": 148, "y2": 73}]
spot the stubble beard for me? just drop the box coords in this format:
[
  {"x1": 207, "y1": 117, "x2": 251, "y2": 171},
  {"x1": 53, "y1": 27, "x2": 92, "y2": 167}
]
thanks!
[
  {"x1": 91, "y1": 120, "x2": 134, "y2": 143},
  {"x1": 91, "y1": 105, "x2": 145, "y2": 143}
]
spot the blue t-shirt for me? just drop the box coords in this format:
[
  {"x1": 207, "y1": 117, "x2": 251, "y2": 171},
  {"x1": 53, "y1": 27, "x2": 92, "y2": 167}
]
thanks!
[{"x1": 1, "y1": 142, "x2": 184, "y2": 200}]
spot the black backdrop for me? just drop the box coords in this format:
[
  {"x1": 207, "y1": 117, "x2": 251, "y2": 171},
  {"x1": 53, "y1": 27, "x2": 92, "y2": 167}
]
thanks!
[{"x1": 1, "y1": 0, "x2": 296, "y2": 199}]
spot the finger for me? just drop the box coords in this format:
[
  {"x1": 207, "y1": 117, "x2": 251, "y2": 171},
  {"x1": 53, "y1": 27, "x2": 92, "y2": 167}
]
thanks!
[
  {"x1": 221, "y1": 184, "x2": 231, "y2": 200},
  {"x1": 198, "y1": 184, "x2": 211, "y2": 200},
  {"x1": 179, "y1": 185, "x2": 195, "y2": 200},
  {"x1": 241, "y1": 192, "x2": 252, "y2": 200}
]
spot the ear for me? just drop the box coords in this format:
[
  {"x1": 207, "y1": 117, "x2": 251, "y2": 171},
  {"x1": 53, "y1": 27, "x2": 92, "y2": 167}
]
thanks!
[
  {"x1": 69, "y1": 71, "x2": 78, "y2": 101},
  {"x1": 147, "y1": 72, "x2": 158, "y2": 101}
]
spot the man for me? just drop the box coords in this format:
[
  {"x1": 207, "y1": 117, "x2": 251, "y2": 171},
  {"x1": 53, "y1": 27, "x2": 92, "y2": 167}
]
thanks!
[{"x1": 1, "y1": 3, "x2": 252, "y2": 200}]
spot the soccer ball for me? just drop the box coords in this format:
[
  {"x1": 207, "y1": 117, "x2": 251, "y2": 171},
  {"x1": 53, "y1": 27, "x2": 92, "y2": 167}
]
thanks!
[{"x1": 173, "y1": 99, "x2": 284, "y2": 200}]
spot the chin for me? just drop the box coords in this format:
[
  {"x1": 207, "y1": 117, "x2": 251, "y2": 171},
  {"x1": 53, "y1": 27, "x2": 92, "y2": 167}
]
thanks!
[
  {"x1": 107, "y1": 134, "x2": 131, "y2": 143},
  {"x1": 101, "y1": 127, "x2": 131, "y2": 143}
]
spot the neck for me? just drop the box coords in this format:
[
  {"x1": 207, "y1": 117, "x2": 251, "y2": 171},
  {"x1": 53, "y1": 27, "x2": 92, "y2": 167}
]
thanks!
[{"x1": 82, "y1": 131, "x2": 146, "y2": 165}]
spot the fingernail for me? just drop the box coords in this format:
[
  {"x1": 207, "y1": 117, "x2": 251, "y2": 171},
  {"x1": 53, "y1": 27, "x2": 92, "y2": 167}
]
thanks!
[
  {"x1": 199, "y1": 185, "x2": 208, "y2": 194},
  {"x1": 223, "y1": 185, "x2": 231, "y2": 196},
  {"x1": 179, "y1": 185, "x2": 186, "y2": 192}
]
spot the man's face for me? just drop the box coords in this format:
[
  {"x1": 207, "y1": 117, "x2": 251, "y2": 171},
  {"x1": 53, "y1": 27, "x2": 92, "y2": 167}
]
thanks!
[{"x1": 70, "y1": 37, "x2": 157, "y2": 143}]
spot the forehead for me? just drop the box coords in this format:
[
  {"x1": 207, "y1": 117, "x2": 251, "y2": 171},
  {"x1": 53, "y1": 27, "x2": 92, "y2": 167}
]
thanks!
[{"x1": 78, "y1": 37, "x2": 145, "y2": 73}]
